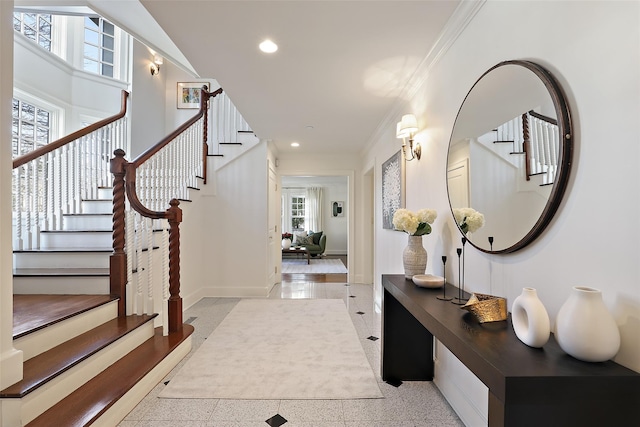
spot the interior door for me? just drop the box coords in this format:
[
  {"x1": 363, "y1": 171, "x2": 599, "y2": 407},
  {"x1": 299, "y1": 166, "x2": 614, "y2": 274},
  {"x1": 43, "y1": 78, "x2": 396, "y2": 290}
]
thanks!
[
  {"x1": 267, "y1": 161, "x2": 279, "y2": 287},
  {"x1": 447, "y1": 158, "x2": 470, "y2": 208}
]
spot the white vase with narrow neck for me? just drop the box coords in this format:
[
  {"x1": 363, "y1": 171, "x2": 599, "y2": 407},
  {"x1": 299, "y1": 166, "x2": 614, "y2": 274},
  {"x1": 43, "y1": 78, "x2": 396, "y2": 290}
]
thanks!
[
  {"x1": 511, "y1": 287, "x2": 550, "y2": 348},
  {"x1": 555, "y1": 286, "x2": 621, "y2": 362},
  {"x1": 403, "y1": 235, "x2": 427, "y2": 279}
]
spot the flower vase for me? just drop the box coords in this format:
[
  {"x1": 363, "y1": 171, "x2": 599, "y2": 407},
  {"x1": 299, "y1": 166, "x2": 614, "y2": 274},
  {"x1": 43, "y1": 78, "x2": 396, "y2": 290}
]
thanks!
[
  {"x1": 281, "y1": 238, "x2": 291, "y2": 250},
  {"x1": 555, "y1": 286, "x2": 620, "y2": 362},
  {"x1": 403, "y1": 235, "x2": 427, "y2": 279},
  {"x1": 511, "y1": 287, "x2": 550, "y2": 348}
]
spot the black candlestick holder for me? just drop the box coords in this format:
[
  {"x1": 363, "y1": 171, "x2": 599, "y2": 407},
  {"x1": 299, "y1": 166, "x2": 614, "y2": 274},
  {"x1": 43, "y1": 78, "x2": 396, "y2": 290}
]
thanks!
[
  {"x1": 437, "y1": 255, "x2": 452, "y2": 301},
  {"x1": 452, "y1": 247, "x2": 466, "y2": 305}
]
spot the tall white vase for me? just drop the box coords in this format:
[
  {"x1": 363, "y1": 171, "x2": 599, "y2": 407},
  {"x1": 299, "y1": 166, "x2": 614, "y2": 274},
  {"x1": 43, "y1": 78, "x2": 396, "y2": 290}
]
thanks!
[
  {"x1": 555, "y1": 286, "x2": 620, "y2": 362},
  {"x1": 511, "y1": 287, "x2": 550, "y2": 348},
  {"x1": 403, "y1": 235, "x2": 427, "y2": 279}
]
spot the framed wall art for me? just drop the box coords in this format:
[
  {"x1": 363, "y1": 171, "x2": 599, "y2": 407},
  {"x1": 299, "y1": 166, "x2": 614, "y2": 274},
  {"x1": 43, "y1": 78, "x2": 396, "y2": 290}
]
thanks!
[
  {"x1": 332, "y1": 201, "x2": 344, "y2": 217},
  {"x1": 381, "y1": 150, "x2": 405, "y2": 229},
  {"x1": 177, "y1": 82, "x2": 210, "y2": 109}
]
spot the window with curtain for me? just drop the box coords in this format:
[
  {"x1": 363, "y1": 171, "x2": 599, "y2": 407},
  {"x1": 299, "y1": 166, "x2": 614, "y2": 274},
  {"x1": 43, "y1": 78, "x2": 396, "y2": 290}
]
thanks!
[{"x1": 306, "y1": 187, "x2": 323, "y2": 232}]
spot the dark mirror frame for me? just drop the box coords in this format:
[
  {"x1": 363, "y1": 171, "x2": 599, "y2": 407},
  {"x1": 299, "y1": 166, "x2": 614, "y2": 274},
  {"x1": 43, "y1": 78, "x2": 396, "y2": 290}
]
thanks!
[{"x1": 447, "y1": 60, "x2": 573, "y2": 254}]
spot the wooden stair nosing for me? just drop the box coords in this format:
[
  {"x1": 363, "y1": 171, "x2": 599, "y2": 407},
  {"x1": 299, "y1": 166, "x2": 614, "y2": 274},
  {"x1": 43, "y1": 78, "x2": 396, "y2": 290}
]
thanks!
[
  {"x1": 1, "y1": 314, "x2": 157, "y2": 398},
  {"x1": 493, "y1": 140, "x2": 514, "y2": 143},
  {"x1": 219, "y1": 142, "x2": 243, "y2": 145},
  {"x1": 25, "y1": 324, "x2": 194, "y2": 427},
  {"x1": 13, "y1": 248, "x2": 112, "y2": 254},
  {"x1": 13, "y1": 268, "x2": 110, "y2": 277},
  {"x1": 207, "y1": 154, "x2": 224, "y2": 157}
]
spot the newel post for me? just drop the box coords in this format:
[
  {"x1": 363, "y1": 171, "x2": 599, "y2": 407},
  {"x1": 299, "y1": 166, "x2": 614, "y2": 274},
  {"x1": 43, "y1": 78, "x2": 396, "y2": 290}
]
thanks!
[
  {"x1": 522, "y1": 113, "x2": 531, "y2": 181},
  {"x1": 110, "y1": 149, "x2": 128, "y2": 316},
  {"x1": 202, "y1": 87, "x2": 209, "y2": 185},
  {"x1": 167, "y1": 198, "x2": 183, "y2": 332}
]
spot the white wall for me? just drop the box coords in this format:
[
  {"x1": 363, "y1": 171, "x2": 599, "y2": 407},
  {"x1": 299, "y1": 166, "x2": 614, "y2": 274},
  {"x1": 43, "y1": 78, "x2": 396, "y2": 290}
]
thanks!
[
  {"x1": 362, "y1": 1, "x2": 640, "y2": 425},
  {"x1": 190, "y1": 142, "x2": 270, "y2": 299}
]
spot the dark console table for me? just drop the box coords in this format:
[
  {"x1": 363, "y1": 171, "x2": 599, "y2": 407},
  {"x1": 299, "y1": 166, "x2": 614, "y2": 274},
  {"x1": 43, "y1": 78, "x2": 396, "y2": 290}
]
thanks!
[{"x1": 381, "y1": 274, "x2": 640, "y2": 427}]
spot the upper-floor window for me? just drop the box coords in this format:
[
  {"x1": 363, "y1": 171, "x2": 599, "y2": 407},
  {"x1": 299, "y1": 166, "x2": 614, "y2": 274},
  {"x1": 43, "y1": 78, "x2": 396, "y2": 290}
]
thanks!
[
  {"x1": 13, "y1": 12, "x2": 52, "y2": 51},
  {"x1": 12, "y1": 98, "x2": 51, "y2": 158},
  {"x1": 83, "y1": 17, "x2": 114, "y2": 78}
]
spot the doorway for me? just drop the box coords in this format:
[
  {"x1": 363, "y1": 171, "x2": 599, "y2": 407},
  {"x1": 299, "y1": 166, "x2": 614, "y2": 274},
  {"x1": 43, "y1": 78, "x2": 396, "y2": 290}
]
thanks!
[{"x1": 280, "y1": 175, "x2": 351, "y2": 283}]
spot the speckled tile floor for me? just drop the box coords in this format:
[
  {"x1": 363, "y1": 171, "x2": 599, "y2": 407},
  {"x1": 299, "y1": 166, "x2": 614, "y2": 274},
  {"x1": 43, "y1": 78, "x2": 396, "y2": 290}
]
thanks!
[{"x1": 118, "y1": 281, "x2": 464, "y2": 427}]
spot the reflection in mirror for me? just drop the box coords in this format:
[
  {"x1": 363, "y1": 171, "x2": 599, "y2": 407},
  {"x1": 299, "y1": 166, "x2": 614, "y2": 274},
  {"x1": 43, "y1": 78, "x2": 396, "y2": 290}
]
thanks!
[{"x1": 447, "y1": 61, "x2": 572, "y2": 253}]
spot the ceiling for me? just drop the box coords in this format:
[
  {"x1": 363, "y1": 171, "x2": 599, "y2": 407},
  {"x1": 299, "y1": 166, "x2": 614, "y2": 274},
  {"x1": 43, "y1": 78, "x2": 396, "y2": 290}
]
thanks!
[{"x1": 28, "y1": 1, "x2": 466, "y2": 156}]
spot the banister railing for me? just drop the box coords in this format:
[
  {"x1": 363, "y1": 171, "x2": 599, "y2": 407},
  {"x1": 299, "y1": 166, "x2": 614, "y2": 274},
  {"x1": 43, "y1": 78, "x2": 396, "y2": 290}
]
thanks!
[
  {"x1": 495, "y1": 111, "x2": 559, "y2": 186},
  {"x1": 12, "y1": 90, "x2": 129, "y2": 250},
  {"x1": 111, "y1": 87, "x2": 223, "y2": 333}
]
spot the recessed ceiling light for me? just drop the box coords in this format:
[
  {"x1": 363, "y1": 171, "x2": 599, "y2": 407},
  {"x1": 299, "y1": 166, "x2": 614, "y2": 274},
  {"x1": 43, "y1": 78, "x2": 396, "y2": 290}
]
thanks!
[
  {"x1": 259, "y1": 39, "x2": 278, "y2": 53},
  {"x1": 291, "y1": 142, "x2": 300, "y2": 147},
  {"x1": 305, "y1": 125, "x2": 314, "y2": 130}
]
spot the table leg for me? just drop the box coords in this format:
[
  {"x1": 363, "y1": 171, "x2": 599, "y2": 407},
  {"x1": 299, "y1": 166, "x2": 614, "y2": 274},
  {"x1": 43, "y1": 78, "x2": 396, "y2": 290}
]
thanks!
[
  {"x1": 381, "y1": 288, "x2": 434, "y2": 381},
  {"x1": 306, "y1": 251, "x2": 310, "y2": 264}
]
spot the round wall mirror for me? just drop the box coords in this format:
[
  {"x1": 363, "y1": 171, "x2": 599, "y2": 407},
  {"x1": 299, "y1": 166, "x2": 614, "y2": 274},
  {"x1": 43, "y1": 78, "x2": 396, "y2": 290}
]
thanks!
[{"x1": 446, "y1": 60, "x2": 572, "y2": 253}]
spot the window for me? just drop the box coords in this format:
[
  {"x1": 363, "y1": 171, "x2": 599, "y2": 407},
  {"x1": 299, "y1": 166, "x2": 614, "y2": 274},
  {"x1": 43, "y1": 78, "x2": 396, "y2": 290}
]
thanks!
[
  {"x1": 83, "y1": 17, "x2": 115, "y2": 77},
  {"x1": 12, "y1": 98, "x2": 51, "y2": 158},
  {"x1": 13, "y1": 12, "x2": 52, "y2": 51},
  {"x1": 291, "y1": 196, "x2": 306, "y2": 231}
]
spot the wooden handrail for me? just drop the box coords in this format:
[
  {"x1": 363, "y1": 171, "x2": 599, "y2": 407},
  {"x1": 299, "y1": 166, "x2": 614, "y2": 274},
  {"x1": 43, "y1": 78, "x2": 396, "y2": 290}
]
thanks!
[
  {"x1": 13, "y1": 90, "x2": 129, "y2": 169},
  {"x1": 111, "y1": 87, "x2": 223, "y2": 331},
  {"x1": 131, "y1": 87, "x2": 223, "y2": 167},
  {"x1": 528, "y1": 110, "x2": 558, "y2": 126}
]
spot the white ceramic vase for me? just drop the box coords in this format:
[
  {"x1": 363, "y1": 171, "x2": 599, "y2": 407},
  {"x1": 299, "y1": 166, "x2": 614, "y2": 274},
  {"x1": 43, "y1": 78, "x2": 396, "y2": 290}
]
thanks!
[
  {"x1": 511, "y1": 287, "x2": 550, "y2": 348},
  {"x1": 403, "y1": 235, "x2": 427, "y2": 279},
  {"x1": 555, "y1": 286, "x2": 620, "y2": 362},
  {"x1": 281, "y1": 238, "x2": 291, "y2": 249}
]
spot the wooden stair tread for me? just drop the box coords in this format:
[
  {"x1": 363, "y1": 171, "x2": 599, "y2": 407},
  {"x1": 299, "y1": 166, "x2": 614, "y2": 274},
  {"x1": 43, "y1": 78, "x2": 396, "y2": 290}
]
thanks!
[
  {"x1": 13, "y1": 248, "x2": 112, "y2": 253},
  {"x1": 26, "y1": 324, "x2": 194, "y2": 427},
  {"x1": 1, "y1": 314, "x2": 157, "y2": 398},
  {"x1": 13, "y1": 295, "x2": 117, "y2": 339},
  {"x1": 13, "y1": 268, "x2": 110, "y2": 276}
]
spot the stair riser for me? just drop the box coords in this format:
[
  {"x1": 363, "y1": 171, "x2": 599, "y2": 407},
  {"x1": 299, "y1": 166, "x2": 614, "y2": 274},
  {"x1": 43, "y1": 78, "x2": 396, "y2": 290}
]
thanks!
[
  {"x1": 39, "y1": 231, "x2": 111, "y2": 249},
  {"x1": 13, "y1": 252, "x2": 110, "y2": 269},
  {"x1": 13, "y1": 276, "x2": 109, "y2": 295},
  {"x1": 81, "y1": 199, "x2": 112, "y2": 214},
  {"x1": 21, "y1": 322, "x2": 155, "y2": 425},
  {"x1": 63, "y1": 214, "x2": 112, "y2": 231},
  {"x1": 97, "y1": 187, "x2": 112, "y2": 199},
  {"x1": 95, "y1": 336, "x2": 192, "y2": 427},
  {"x1": 14, "y1": 301, "x2": 118, "y2": 361}
]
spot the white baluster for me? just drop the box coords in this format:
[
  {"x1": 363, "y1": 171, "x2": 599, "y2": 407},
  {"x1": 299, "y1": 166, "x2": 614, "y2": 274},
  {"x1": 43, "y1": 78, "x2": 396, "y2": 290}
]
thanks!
[
  {"x1": 135, "y1": 211, "x2": 144, "y2": 315},
  {"x1": 126, "y1": 208, "x2": 135, "y2": 315},
  {"x1": 146, "y1": 216, "x2": 154, "y2": 315},
  {"x1": 14, "y1": 167, "x2": 23, "y2": 250}
]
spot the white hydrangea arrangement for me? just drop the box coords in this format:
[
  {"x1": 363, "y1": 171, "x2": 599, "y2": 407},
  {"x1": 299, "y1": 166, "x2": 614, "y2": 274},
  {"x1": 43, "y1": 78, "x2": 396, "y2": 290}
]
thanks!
[
  {"x1": 452, "y1": 207, "x2": 484, "y2": 234},
  {"x1": 392, "y1": 208, "x2": 437, "y2": 236}
]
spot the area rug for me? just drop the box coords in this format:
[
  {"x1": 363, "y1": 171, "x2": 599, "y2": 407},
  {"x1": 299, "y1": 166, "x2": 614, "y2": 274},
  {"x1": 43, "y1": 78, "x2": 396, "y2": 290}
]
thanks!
[
  {"x1": 159, "y1": 299, "x2": 382, "y2": 400},
  {"x1": 281, "y1": 258, "x2": 348, "y2": 274}
]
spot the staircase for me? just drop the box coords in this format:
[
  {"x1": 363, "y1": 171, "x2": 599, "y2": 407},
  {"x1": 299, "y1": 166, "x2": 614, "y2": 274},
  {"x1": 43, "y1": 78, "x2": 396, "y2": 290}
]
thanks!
[
  {"x1": 6, "y1": 171, "x2": 194, "y2": 426},
  {"x1": 476, "y1": 110, "x2": 559, "y2": 194},
  {"x1": 4, "y1": 294, "x2": 193, "y2": 426},
  {"x1": 4, "y1": 87, "x2": 257, "y2": 425}
]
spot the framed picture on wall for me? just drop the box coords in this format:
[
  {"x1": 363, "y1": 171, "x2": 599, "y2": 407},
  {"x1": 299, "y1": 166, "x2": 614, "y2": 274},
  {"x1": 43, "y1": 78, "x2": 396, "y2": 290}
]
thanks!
[
  {"x1": 381, "y1": 150, "x2": 405, "y2": 229},
  {"x1": 177, "y1": 82, "x2": 210, "y2": 109}
]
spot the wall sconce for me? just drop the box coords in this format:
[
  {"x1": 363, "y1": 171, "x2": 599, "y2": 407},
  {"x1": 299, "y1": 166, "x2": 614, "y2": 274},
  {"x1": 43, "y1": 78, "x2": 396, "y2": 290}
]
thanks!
[
  {"x1": 150, "y1": 55, "x2": 163, "y2": 76},
  {"x1": 396, "y1": 113, "x2": 421, "y2": 161}
]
